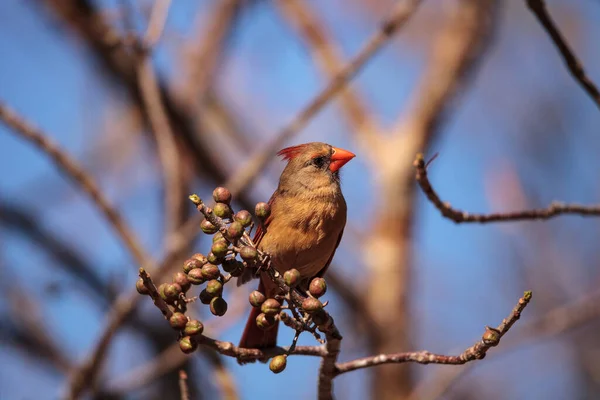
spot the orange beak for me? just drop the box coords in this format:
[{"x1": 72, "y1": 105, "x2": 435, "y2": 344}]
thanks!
[{"x1": 329, "y1": 147, "x2": 356, "y2": 173}]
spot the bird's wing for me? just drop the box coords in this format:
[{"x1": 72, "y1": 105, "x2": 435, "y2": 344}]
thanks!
[
  {"x1": 251, "y1": 194, "x2": 276, "y2": 246},
  {"x1": 316, "y1": 228, "x2": 344, "y2": 278}
]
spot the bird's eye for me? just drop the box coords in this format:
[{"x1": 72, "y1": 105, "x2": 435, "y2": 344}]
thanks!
[{"x1": 312, "y1": 156, "x2": 326, "y2": 169}]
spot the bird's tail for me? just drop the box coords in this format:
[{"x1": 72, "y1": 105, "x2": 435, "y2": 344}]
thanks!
[{"x1": 239, "y1": 278, "x2": 279, "y2": 349}]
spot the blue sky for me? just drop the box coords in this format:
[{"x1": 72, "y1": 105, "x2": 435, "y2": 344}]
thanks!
[{"x1": 1, "y1": 1, "x2": 600, "y2": 399}]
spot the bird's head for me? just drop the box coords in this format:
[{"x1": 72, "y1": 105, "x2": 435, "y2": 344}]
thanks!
[{"x1": 276, "y1": 142, "x2": 355, "y2": 194}]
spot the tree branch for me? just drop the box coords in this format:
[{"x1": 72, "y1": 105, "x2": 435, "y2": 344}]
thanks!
[
  {"x1": 318, "y1": 328, "x2": 342, "y2": 400},
  {"x1": 525, "y1": 0, "x2": 600, "y2": 110},
  {"x1": 414, "y1": 153, "x2": 600, "y2": 223},
  {"x1": 275, "y1": 0, "x2": 381, "y2": 146},
  {"x1": 138, "y1": 266, "x2": 327, "y2": 361},
  {"x1": 0, "y1": 101, "x2": 151, "y2": 270},
  {"x1": 142, "y1": 0, "x2": 172, "y2": 49},
  {"x1": 334, "y1": 291, "x2": 532, "y2": 375},
  {"x1": 136, "y1": 0, "x2": 186, "y2": 241},
  {"x1": 180, "y1": 0, "x2": 241, "y2": 105},
  {"x1": 178, "y1": 370, "x2": 189, "y2": 400},
  {"x1": 362, "y1": 1, "x2": 498, "y2": 397},
  {"x1": 224, "y1": 0, "x2": 424, "y2": 197},
  {"x1": 407, "y1": 289, "x2": 600, "y2": 400}
]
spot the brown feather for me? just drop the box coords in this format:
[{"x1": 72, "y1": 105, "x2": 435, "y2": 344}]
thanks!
[{"x1": 238, "y1": 142, "x2": 351, "y2": 348}]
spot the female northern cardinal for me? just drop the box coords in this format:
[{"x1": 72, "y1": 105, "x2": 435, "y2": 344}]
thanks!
[{"x1": 238, "y1": 142, "x2": 355, "y2": 349}]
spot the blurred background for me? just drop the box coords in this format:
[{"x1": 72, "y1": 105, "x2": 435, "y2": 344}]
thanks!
[{"x1": 1, "y1": 0, "x2": 599, "y2": 399}]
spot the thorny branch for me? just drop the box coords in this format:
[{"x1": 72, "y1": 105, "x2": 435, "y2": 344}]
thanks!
[
  {"x1": 414, "y1": 153, "x2": 600, "y2": 223},
  {"x1": 526, "y1": 0, "x2": 600, "y2": 110}
]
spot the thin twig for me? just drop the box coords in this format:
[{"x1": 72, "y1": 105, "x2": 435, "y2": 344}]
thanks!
[
  {"x1": 224, "y1": 0, "x2": 423, "y2": 197},
  {"x1": 318, "y1": 325, "x2": 343, "y2": 400},
  {"x1": 334, "y1": 291, "x2": 532, "y2": 375},
  {"x1": 143, "y1": 0, "x2": 172, "y2": 49},
  {"x1": 0, "y1": 101, "x2": 150, "y2": 270},
  {"x1": 179, "y1": 370, "x2": 189, "y2": 400},
  {"x1": 136, "y1": 0, "x2": 185, "y2": 241},
  {"x1": 414, "y1": 153, "x2": 600, "y2": 223},
  {"x1": 139, "y1": 268, "x2": 173, "y2": 319},
  {"x1": 181, "y1": 0, "x2": 241, "y2": 105},
  {"x1": 408, "y1": 289, "x2": 600, "y2": 400},
  {"x1": 198, "y1": 335, "x2": 326, "y2": 361},
  {"x1": 525, "y1": 0, "x2": 600, "y2": 110}
]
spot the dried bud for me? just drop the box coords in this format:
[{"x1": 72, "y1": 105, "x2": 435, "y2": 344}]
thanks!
[
  {"x1": 183, "y1": 258, "x2": 202, "y2": 273},
  {"x1": 158, "y1": 283, "x2": 168, "y2": 301},
  {"x1": 191, "y1": 253, "x2": 208, "y2": 264},
  {"x1": 213, "y1": 202, "x2": 233, "y2": 219},
  {"x1": 482, "y1": 327, "x2": 500, "y2": 346},
  {"x1": 184, "y1": 319, "x2": 204, "y2": 336},
  {"x1": 205, "y1": 279, "x2": 223, "y2": 297},
  {"x1": 235, "y1": 210, "x2": 253, "y2": 227},
  {"x1": 239, "y1": 246, "x2": 258, "y2": 261},
  {"x1": 261, "y1": 298, "x2": 281, "y2": 316},
  {"x1": 249, "y1": 291, "x2": 266, "y2": 307},
  {"x1": 227, "y1": 221, "x2": 244, "y2": 240},
  {"x1": 210, "y1": 297, "x2": 228, "y2": 316},
  {"x1": 173, "y1": 272, "x2": 191, "y2": 293},
  {"x1": 269, "y1": 355, "x2": 287, "y2": 374},
  {"x1": 169, "y1": 312, "x2": 188, "y2": 330},
  {"x1": 199, "y1": 289, "x2": 213, "y2": 304},
  {"x1": 302, "y1": 297, "x2": 323, "y2": 313},
  {"x1": 222, "y1": 258, "x2": 241, "y2": 273},
  {"x1": 136, "y1": 278, "x2": 149, "y2": 295},
  {"x1": 255, "y1": 202, "x2": 271, "y2": 220},
  {"x1": 213, "y1": 187, "x2": 232, "y2": 204},
  {"x1": 179, "y1": 336, "x2": 198, "y2": 354},
  {"x1": 207, "y1": 252, "x2": 223, "y2": 265},
  {"x1": 212, "y1": 232, "x2": 225, "y2": 243},
  {"x1": 283, "y1": 269, "x2": 301, "y2": 288},
  {"x1": 200, "y1": 219, "x2": 218, "y2": 234},
  {"x1": 309, "y1": 278, "x2": 327, "y2": 298},
  {"x1": 187, "y1": 268, "x2": 205, "y2": 285},
  {"x1": 201, "y1": 264, "x2": 221, "y2": 280},
  {"x1": 211, "y1": 240, "x2": 229, "y2": 258},
  {"x1": 255, "y1": 313, "x2": 276, "y2": 331},
  {"x1": 164, "y1": 283, "x2": 182, "y2": 303}
]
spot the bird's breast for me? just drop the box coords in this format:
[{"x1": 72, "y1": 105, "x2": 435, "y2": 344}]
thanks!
[{"x1": 258, "y1": 195, "x2": 346, "y2": 278}]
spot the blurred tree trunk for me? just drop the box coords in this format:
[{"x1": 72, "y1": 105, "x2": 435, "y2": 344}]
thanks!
[{"x1": 362, "y1": 1, "x2": 497, "y2": 398}]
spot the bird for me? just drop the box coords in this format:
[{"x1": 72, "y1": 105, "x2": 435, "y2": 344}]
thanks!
[{"x1": 238, "y1": 142, "x2": 355, "y2": 349}]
